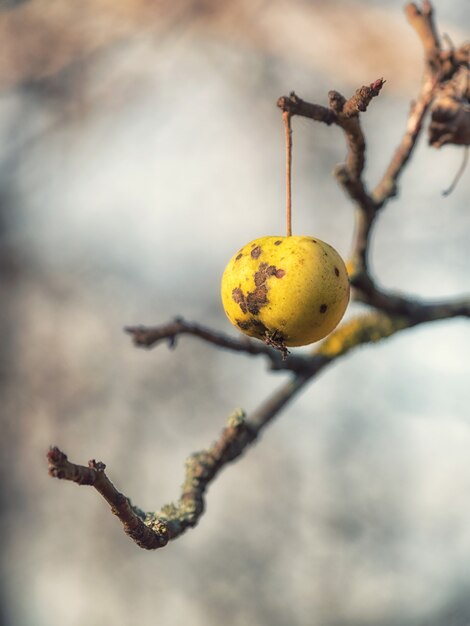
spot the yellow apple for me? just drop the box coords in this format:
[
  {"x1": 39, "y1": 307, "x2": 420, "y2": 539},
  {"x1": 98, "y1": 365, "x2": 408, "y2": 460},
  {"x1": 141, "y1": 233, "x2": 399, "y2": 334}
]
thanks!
[{"x1": 221, "y1": 235, "x2": 350, "y2": 348}]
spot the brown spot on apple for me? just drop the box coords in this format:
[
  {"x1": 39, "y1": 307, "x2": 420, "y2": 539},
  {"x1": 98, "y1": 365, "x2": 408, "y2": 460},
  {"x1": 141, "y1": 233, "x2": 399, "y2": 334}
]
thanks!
[
  {"x1": 232, "y1": 262, "x2": 286, "y2": 319},
  {"x1": 232, "y1": 288, "x2": 247, "y2": 314},
  {"x1": 236, "y1": 318, "x2": 268, "y2": 336}
]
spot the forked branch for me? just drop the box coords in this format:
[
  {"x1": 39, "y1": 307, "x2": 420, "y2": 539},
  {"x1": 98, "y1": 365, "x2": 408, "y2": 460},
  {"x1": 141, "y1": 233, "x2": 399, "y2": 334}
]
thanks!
[
  {"x1": 48, "y1": 411, "x2": 258, "y2": 550},
  {"x1": 48, "y1": 1, "x2": 470, "y2": 550},
  {"x1": 48, "y1": 303, "x2": 468, "y2": 549}
]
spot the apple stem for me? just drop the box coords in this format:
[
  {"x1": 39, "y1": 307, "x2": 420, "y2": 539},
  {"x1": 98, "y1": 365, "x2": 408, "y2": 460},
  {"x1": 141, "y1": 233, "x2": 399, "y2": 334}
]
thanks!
[{"x1": 283, "y1": 111, "x2": 293, "y2": 237}]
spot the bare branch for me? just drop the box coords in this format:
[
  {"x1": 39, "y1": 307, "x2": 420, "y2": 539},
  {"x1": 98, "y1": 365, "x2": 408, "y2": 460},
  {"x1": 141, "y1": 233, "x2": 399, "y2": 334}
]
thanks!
[
  {"x1": 126, "y1": 317, "x2": 271, "y2": 352},
  {"x1": 277, "y1": 80, "x2": 385, "y2": 278},
  {"x1": 47, "y1": 1, "x2": 470, "y2": 552},
  {"x1": 277, "y1": 79, "x2": 384, "y2": 185},
  {"x1": 351, "y1": 274, "x2": 470, "y2": 322},
  {"x1": 349, "y1": 69, "x2": 435, "y2": 280},
  {"x1": 125, "y1": 318, "x2": 314, "y2": 374},
  {"x1": 351, "y1": 1, "x2": 468, "y2": 279},
  {"x1": 47, "y1": 448, "x2": 168, "y2": 549},
  {"x1": 48, "y1": 411, "x2": 259, "y2": 550},
  {"x1": 333, "y1": 78, "x2": 386, "y2": 180},
  {"x1": 276, "y1": 92, "x2": 334, "y2": 125},
  {"x1": 405, "y1": 1, "x2": 441, "y2": 65},
  {"x1": 277, "y1": 78, "x2": 390, "y2": 290},
  {"x1": 372, "y1": 1, "x2": 469, "y2": 206},
  {"x1": 49, "y1": 293, "x2": 468, "y2": 549},
  {"x1": 355, "y1": 4, "x2": 469, "y2": 278},
  {"x1": 372, "y1": 77, "x2": 438, "y2": 208}
]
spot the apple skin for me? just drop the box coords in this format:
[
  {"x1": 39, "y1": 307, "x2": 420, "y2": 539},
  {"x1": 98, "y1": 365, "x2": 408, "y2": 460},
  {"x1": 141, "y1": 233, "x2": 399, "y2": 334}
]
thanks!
[{"x1": 221, "y1": 235, "x2": 350, "y2": 347}]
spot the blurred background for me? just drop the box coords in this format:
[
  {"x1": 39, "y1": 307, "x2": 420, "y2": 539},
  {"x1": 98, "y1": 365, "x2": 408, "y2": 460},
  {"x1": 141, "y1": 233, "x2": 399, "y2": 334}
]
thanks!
[{"x1": 1, "y1": 0, "x2": 470, "y2": 624}]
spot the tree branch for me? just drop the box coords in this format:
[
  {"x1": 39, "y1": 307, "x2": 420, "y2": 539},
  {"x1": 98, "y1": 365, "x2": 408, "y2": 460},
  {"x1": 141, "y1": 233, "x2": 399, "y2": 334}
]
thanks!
[
  {"x1": 277, "y1": 78, "x2": 384, "y2": 192},
  {"x1": 277, "y1": 80, "x2": 384, "y2": 277},
  {"x1": 351, "y1": 275, "x2": 470, "y2": 322},
  {"x1": 372, "y1": 76, "x2": 438, "y2": 207},
  {"x1": 48, "y1": 410, "x2": 259, "y2": 550},
  {"x1": 48, "y1": 295, "x2": 469, "y2": 549},
  {"x1": 47, "y1": 1, "x2": 470, "y2": 552},
  {"x1": 373, "y1": 1, "x2": 470, "y2": 205},
  {"x1": 125, "y1": 318, "x2": 314, "y2": 374}
]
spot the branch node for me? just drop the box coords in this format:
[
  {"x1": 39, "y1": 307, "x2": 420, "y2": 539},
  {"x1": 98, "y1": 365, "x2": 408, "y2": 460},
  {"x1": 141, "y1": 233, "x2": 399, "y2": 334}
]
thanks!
[
  {"x1": 89, "y1": 459, "x2": 106, "y2": 472},
  {"x1": 342, "y1": 78, "x2": 386, "y2": 116},
  {"x1": 328, "y1": 90, "x2": 346, "y2": 113},
  {"x1": 277, "y1": 92, "x2": 298, "y2": 114}
]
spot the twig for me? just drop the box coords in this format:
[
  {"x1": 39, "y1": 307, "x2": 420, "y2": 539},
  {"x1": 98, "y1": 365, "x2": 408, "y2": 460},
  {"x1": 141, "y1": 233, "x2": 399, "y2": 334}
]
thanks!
[
  {"x1": 46, "y1": 314, "x2": 395, "y2": 550},
  {"x1": 333, "y1": 78, "x2": 386, "y2": 180},
  {"x1": 276, "y1": 92, "x2": 334, "y2": 125},
  {"x1": 125, "y1": 319, "x2": 313, "y2": 374},
  {"x1": 352, "y1": 0, "x2": 466, "y2": 293},
  {"x1": 48, "y1": 410, "x2": 259, "y2": 550},
  {"x1": 277, "y1": 79, "x2": 384, "y2": 187},
  {"x1": 404, "y1": 1, "x2": 440, "y2": 67},
  {"x1": 48, "y1": 1, "x2": 470, "y2": 552},
  {"x1": 47, "y1": 449, "x2": 168, "y2": 549},
  {"x1": 127, "y1": 279, "x2": 470, "y2": 374},
  {"x1": 442, "y1": 147, "x2": 469, "y2": 196},
  {"x1": 49, "y1": 297, "x2": 470, "y2": 550},
  {"x1": 372, "y1": 76, "x2": 439, "y2": 207},
  {"x1": 278, "y1": 80, "x2": 384, "y2": 278},
  {"x1": 348, "y1": 71, "x2": 436, "y2": 281},
  {"x1": 372, "y1": 1, "x2": 470, "y2": 206},
  {"x1": 350, "y1": 277, "x2": 470, "y2": 322}
]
